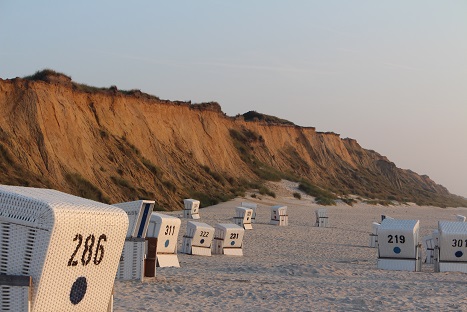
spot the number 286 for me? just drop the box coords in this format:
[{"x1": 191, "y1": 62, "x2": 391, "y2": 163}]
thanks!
[{"x1": 68, "y1": 234, "x2": 106, "y2": 267}]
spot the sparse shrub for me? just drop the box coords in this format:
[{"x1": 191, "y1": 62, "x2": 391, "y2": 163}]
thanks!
[
  {"x1": 341, "y1": 198, "x2": 357, "y2": 206},
  {"x1": 66, "y1": 173, "x2": 109, "y2": 203},
  {"x1": 111, "y1": 176, "x2": 133, "y2": 189},
  {"x1": 163, "y1": 180, "x2": 177, "y2": 192},
  {"x1": 99, "y1": 129, "x2": 108, "y2": 139},
  {"x1": 293, "y1": 192, "x2": 302, "y2": 199},
  {"x1": 298, "y1": 182, "x2": 337, "y2": 200},
  {"x1": 142, "y1": 157, "x2": 162, "y2": 177},
  {"x1": 259, "y1": 186, "x2": 276, "y2": 198},
  {"x1": 316, "y1": 197, "x2": 336, "y2": 206}
]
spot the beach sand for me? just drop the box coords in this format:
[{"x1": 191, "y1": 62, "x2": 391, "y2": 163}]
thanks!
[{"x1": 114, "y1": 181, "x2": 467, "y2": 311}]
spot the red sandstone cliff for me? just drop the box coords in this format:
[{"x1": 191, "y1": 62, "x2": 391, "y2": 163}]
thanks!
[{"x1": 0, "y1": 71, "x2": 465, "y2": 209}]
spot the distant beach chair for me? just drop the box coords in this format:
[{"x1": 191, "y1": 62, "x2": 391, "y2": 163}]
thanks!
[
  {"x1": 381, "y1": 215, "x2": 394, "y2": 222},
  {"x1": 146, "y1": 213, "x2": 181, "y2": 269},
  {"x1": 270, "y1": 205, "x2": 288, "y2": 226},
  {"x1": 212, "y1": 224, "x2": 245, "y2": 256},
  {"x1": 241, "y1": 202, "x2": 258, "y2": 223},
  {"x1": 181, "y1": 221, "x2": 214, "y2": 256},
  {"x1": 434, "y1": 221, "x2": 467, "y2": 273},
  {"x1": 423, "y1": 230, "x2": 438, "y2": 264},
  {"x1": 183, "y1": 199, "x2": 200, "y2": 219},
  {"x1": 113, "y1": 200, "x2": 155, "y2": 281},
  {"x1": 369, "y1": 222, "x2": 380, "y2": 248},
  {"x1": 234, "y1": 207, "x2": 253, "y2": 230},
  {"x1": 377, "y1": 219, "x2": 422, "y2": 272},
  {"x1": 456, "y1": 215, "x2": 466, "y2": 222},
  {"x1": 0, "y1": 185, "x2": 127, "y2": 311},
  {"x1": 315, "y1": 208, "x2": 329, "y2": 227}
]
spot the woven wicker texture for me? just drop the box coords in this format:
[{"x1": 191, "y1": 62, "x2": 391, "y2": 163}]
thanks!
[
  {"x1": 0, "y1": 185, "x2": 128, "y2": 312},
  {"x1": 116, "y1": 240, "x2": 145, "y2": 281}
]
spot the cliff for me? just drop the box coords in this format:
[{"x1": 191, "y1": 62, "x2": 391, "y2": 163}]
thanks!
[{"x1": 0, "y1": 70, "x2": 465, "y2": 209}]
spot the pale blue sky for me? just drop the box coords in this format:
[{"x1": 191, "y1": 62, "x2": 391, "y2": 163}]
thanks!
[{"x1": 1, "y1": 1, "x2": 466, "y2": 198}]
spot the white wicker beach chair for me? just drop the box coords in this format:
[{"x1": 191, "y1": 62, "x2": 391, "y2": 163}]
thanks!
[
  {"x1": 270, "y1": 205, "x2": 288, "y2": 226},
  {"x1": 456, "y1": 215, "x2": 466, "y2": 222},
  {"x1": 183, "y1": 199, "x2": 200, "y2": 219},
  {"x1": 0, "y1": 185, "x2": 128, "y2": 312},
  {"x1": 377, "y1": 219, "x2": 421, "y2": 272},
  {"x1": 212, "y1": 224, "x2": 245, "y2": 256},
  {"x1": 240, "y1": 202, "x2": 257, "y2": 223},
  {"x1": 435, "y1": 221, "x2": 467, "y2": 273},
  {"x1": 181, "y1": 221, "x2": 214, "y2": 256},
  {"x1": 234, "y1": 207, "x2": 253, "y2": 230},
  {"x1": 146, "y1": 213, "x2": 181, "y2": 268},
  {"x1": 315, "y1": 208, "x2": 328, "y2": 227}
]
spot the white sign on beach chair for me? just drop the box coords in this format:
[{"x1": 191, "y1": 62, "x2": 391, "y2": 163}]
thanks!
[
  {"x1": 146, "y1": 213, "x2": 181, "y2": 268},
  {"x1": 113, "y1": 200, "x2": 155, "y2": 281},
  {"x1": 212, "y1": 224, "x2": 245, "y2": 256},
  {"x1": 270, "y1": 205, "x2": 288, "y2": 226},
  {"x1": 315, "y1": 208, "x2": 329, "y2": 227},
  {"x1": 0, "y1": 185, "x2": 128, "y2": 312},
  {"x1": 183, "y1": 199, "x2": 200, "y2": 219},
  {"x1": 435, "y1": 221, "x2": 467, "y2": 273},
  {"x1": 241, "y1": 202, "x2": 257, "y2": 223},
  {"x1": 234, "y1": 207, "x2": 253, "y2": 230},
  {"x1": 181, "y1": 221, "x2": 214, "y2": 256},
  {"x1": 377, "y1": 219, "x2": 421, "y2": 272},
  {"x1": 369, "y1": 222, "x2": 380, "y2": 248}
]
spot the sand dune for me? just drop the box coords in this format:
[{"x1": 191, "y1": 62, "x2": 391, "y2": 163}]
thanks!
[{"x1": 114, "y1": 182, "x2": 467, "y2": 311}]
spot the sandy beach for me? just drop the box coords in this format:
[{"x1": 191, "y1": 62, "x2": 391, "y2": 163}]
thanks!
[{"x1": 114, "y1": 181, "x2": 467, "y2": 311}]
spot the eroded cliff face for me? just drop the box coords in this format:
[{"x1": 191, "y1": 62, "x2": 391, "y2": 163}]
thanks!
[{"x1": 0, "y1": 75, "x2": 465, "y2": 209}]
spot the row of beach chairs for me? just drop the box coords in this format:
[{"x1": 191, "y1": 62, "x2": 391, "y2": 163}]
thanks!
[
  {"x1": 369, "y1": 215, "x2": 467, "y2": 273},
  {"x1": 0, "y1": 185, "x2": 335, "y2": 311}
]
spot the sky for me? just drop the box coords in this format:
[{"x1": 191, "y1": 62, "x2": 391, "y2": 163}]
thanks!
[{"x1": 1, "y1": 1, "x2": 466, "y2": 198}]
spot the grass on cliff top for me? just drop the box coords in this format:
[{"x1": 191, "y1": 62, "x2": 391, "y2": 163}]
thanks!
[{"x1": 242, "y1": 111, "x2": 295, "y2": 126}]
